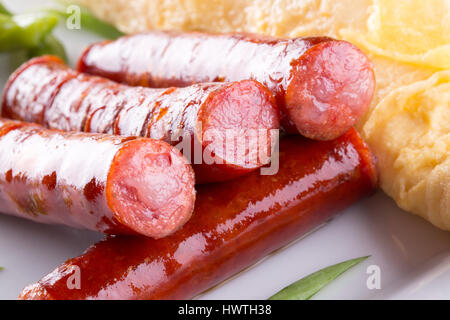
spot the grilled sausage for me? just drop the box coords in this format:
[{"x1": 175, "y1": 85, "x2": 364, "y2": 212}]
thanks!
[
  {"x1": 19, "y1": 128, "x2": 378, "y2": 300},
  {"x1": 2, "y1": 56, "x2": 280, "y2": 183},
  {"x1": 78, "y1": 32, "x2": 375, "y2": 140},
  {"x1": 0, "y1": 118, "x2": 196, "y2": 238}
]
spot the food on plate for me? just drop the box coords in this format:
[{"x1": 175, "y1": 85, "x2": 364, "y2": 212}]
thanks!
[
  {"x1": 74, "y1": 0, "x2": 449, "y2": 71},
  {"x1": 76, "y1": 0, "x2": 450, "y2": 229},
  {"x1": 19, "y1": 129, "x2": 378, "y2": 300},
  {"x1": 2, "y1": 55, "x2": 280, "y2": 183},
  {"x1": 78, "y1": 32, "x2": 375, "y2": 141},
  {"x1": 0, "y1": 118, "x2": 196, "y2": 238},
  {"x1": 363, "y1": 71, "x2": 450, "y2": 230}
]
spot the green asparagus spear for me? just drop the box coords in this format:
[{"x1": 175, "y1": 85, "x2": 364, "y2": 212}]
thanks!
[{"x1": 269, "y1": 256, "x2": 369, "y2": 300}]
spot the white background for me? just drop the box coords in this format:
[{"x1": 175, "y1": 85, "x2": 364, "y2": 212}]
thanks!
[{"x1": 0, "y1": 0, "x2": 449, "y2": 300}]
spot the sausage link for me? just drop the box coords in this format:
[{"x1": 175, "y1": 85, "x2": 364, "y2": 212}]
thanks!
[
  {"x1": 19, "y1": 128, "x2": 377, "y2": 300},
  {"x1": 78, "y1": 32, "x2": 376, "y2": 140},
  {"x1": 2, "y1": 56, "x2": 280, "y2": 183},
  {"x1": 0, "y1": 118, "x2": 196, "y2": 238},
  {"x1": 2, "y1": 56, "x2": 77, "y2": 123}
]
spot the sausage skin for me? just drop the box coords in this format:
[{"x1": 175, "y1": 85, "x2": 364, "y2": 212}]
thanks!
[
  {"x1": 78, "y1": 32, "x2": 376, "y2": 140},
  {"x1": 0, "y1": 118, "x2": 196, "y2": 238},
  {"x1": 2, "y1": 56, "x2": 280, "y2": 183},
  {"x1": 19, "y1": 128, "x2": 377, "y2": 300}
]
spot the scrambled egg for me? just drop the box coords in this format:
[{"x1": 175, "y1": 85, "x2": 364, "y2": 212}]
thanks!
[{"x1": 77, "y1": 0, "x2": 450, "y2": 230}]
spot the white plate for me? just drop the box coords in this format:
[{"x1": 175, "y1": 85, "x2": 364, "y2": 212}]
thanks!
[{"x1": 1, "y1": 0, "x2": 450, "y2": 300}]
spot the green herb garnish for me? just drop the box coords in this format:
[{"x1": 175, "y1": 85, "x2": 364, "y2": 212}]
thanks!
[{"x1": 269, "y1": 256, "x2": 369, "y2": 300}]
